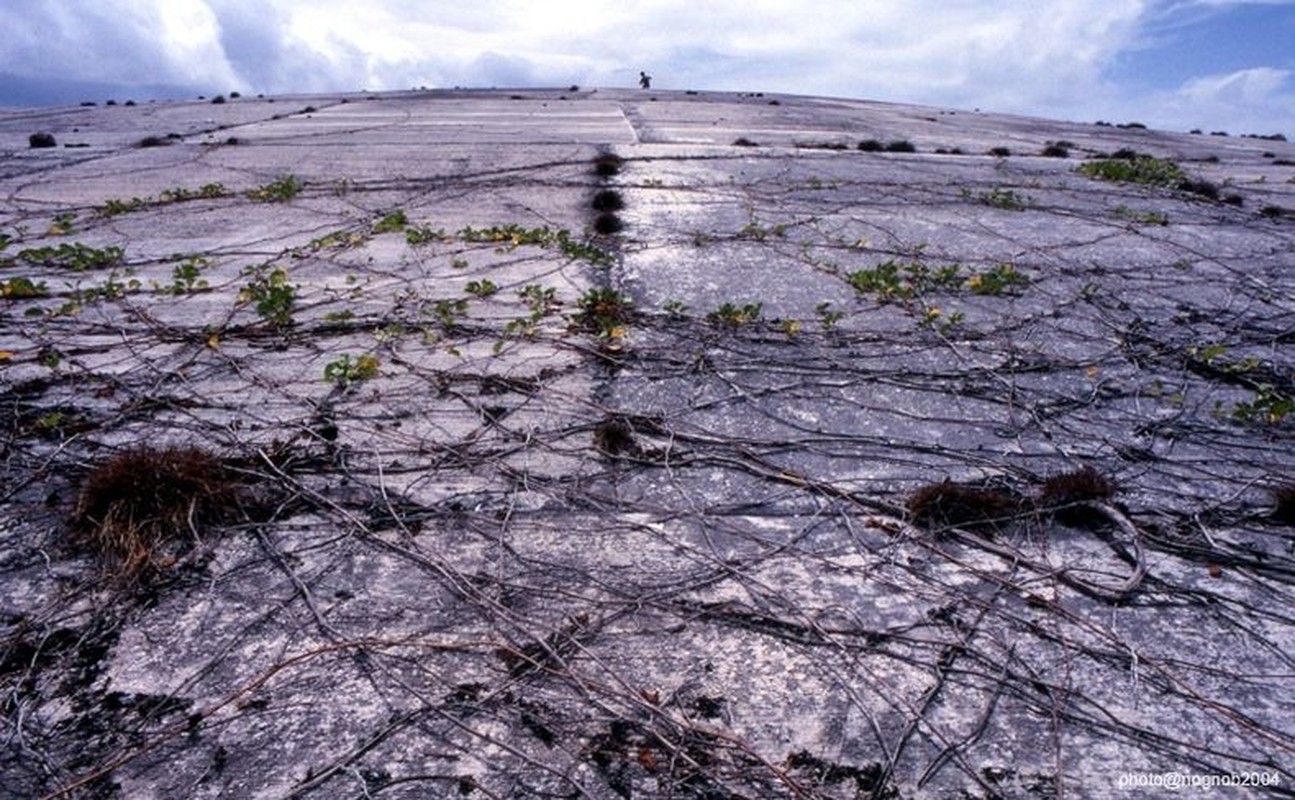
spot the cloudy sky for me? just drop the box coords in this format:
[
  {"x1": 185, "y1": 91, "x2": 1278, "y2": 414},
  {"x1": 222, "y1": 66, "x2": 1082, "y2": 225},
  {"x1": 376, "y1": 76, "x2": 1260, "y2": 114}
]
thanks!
[{"x1": 1, "y1": 0, "x2": 1292, "y2": 137}]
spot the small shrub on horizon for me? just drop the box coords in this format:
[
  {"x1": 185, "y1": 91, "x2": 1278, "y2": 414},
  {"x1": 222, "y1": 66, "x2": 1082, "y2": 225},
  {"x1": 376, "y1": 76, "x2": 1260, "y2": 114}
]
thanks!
[{"x1": 797, "y1": 141, "x2": 850, "y2": 151}]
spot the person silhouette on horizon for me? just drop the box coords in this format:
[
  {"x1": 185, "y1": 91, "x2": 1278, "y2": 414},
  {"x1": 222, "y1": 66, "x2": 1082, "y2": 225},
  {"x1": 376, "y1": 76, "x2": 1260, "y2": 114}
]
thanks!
[{"x1": 639, "y1": 71, "x2": 652, "y2": 89}]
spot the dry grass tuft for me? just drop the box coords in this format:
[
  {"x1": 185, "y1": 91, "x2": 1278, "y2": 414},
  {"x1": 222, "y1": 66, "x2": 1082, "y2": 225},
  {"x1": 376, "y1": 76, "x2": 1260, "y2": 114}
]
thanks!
[
  {"x1": 593, "y1": 418, "x2": 640, "y2": 458},
  {"x1": 593, "y1": 212, "x2": 624, "y2": 234},
  {"x1": 1038, "y1": 465, "x2": 1116, "y2": 508},
  {"x1": 591, "y1": 189, "x2": 625, "y2": 212},
  {"x1": 907, "y1": 480, "x2": 1022, "y2": 535},
  {"x1": 1272, "y1": 483, "x2": 1295, "y2": 526},
  {"x1": 70, "y1": 446, "x2": 239, "y2": 581},
  {"x1": 593, "y1": 154, "x2": 623, "y2": 179}
]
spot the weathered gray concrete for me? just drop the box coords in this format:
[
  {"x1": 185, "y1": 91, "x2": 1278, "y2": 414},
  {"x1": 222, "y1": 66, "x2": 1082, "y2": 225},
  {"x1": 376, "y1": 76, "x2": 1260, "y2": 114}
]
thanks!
[{"x1": 2, "y1": 88, "x2": 1293, "y2": 798}]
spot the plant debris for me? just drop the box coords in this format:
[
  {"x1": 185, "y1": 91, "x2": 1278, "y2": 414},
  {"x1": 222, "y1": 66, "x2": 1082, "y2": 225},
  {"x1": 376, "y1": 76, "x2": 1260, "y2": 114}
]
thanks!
[
  {"x1": 70, "y1": 446, "x2": 240, "y2": 582},
  {"x1": 907, "y1": 479, "x2": 1024, "y2": 534}
]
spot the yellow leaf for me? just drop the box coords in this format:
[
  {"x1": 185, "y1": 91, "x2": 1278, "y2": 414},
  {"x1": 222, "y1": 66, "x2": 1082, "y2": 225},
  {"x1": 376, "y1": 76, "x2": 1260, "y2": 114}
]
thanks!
[
  {"x1": 0, "y1": 350, "x2": 13, "y2": 361},
  {"x1": 206, "y1": 333, "x2": 220, "y2": 349}
]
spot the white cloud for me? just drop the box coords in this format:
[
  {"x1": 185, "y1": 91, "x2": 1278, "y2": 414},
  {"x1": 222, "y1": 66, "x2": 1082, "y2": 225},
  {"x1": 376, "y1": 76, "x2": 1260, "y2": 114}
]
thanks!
[
  {"x1": 9, "y1": 0, "x2": 1141, "y2": 103},
  {"x1": 1175, "y1": 67, "x2": 1295, "y2": 133},
  {"x1": 1180, "y1": 66, "x2": 1291, "y2": 103},
  {"x1": 1180, "y1": 0, "x2": 1295, "y2": 6},
  {"x1": 0, "y1": 0, "x2": 1288, "y2": 135},
  {"x1": 156, "y1": 1, "x2": 240, "y2": 87}
]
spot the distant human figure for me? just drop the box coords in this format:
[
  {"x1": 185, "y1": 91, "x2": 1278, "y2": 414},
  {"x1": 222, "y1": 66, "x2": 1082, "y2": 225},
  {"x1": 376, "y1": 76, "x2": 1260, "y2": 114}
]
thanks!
[{"x1": 639, "y1": 71, "x2": 652, "y2": 89}]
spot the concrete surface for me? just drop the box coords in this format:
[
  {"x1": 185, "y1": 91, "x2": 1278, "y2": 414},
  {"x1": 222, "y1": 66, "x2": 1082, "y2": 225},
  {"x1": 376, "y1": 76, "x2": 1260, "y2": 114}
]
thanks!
[{"x1": 1, "y1": 87, "x2": 1293, "y2": 798}]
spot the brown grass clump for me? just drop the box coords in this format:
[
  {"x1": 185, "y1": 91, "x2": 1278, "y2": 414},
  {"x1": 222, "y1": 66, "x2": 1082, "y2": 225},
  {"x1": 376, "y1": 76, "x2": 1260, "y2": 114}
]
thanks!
[
  {"x1": 591, "y1": 189, "x2": 625, "y2": 212},
  {"x1": 1272, "y1": 483, "x2": 1295, "y2": 526},
  {"x1": 907, "y1": 480, "x2": 1022, "y2": 535},
  {"x1": 593, "y1": 153, "x2": 623, "y2": 179},
  {"x1": 1036, "y1": 465, "x2": 1117, "y2": 528},
  {"x1": 593, "y1": 212, "x2": 625, "y2": 234},
  {"x1": 70, "y1": 446, "x2": 239, "y2": 581},
  {"x1": 1038, "y1": 465, "x2": 1115, "y2": 508},
  {"x1": 593, "y1": 417, "x2": 640, "y2": 458}
]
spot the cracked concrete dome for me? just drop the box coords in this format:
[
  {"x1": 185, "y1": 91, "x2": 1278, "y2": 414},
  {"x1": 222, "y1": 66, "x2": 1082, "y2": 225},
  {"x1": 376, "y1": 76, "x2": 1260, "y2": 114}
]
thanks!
[{"x1": 1, "y1": 87, "x2": 1293, "y2": 798}]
